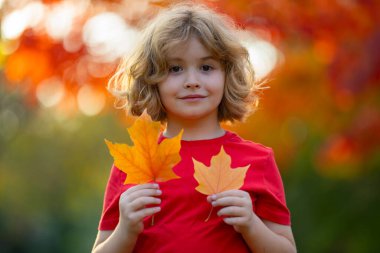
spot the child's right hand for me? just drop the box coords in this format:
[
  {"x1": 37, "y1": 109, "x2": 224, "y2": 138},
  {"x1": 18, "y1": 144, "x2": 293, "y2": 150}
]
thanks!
[{"x1": 118, "y1": 183, "x2": 162, "y2": 236}]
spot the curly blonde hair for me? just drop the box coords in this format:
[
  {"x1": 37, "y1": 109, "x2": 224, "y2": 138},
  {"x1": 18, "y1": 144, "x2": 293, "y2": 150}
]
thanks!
[{"x1": 108, "y1": 3, "x2": 260, "y2": 122}]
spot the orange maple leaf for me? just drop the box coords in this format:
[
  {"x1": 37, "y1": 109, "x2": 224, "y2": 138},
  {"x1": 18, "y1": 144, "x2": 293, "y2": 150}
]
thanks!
[
  {"x1": 193, "y1": 146, "x2": 249, "y2": 195},
  {"x1": 105, "y1": 111, "x2": 182, "y2": 184}
]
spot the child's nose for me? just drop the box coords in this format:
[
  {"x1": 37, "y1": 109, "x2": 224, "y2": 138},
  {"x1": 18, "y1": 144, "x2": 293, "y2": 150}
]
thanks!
[
  {"x1": 184, "y1": 69, "x2": 200, "y2": 89},
  {"x1": 184, "y1": 82, "x2": 200, "y2": 89}
]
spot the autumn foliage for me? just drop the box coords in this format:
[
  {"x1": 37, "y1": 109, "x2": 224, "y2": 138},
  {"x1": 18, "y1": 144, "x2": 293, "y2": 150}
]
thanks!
[
  {"x1": 193, "y1": 147, "x2": 249, "y2": 195},
  {"x1": 105, "y1": 111, "x2": 182, "y2": 184},
  {"x1": 1, "y1": 0, "x2": 379, "y2": 178}
]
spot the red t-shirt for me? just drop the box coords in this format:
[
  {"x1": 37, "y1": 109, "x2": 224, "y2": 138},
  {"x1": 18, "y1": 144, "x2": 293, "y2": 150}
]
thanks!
[{"x1": 99, "y1": 131, "x2": 290, "y2": 252}]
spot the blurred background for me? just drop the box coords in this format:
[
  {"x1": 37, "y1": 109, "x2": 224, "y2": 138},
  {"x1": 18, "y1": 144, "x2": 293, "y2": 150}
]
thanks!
[{"x1": 0, "y1": 0, "x2": 379, "y2": 252}]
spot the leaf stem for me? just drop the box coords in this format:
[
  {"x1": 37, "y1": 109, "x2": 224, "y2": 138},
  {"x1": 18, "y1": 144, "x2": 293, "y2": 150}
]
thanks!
[
  {"x1": 151, "y1": 214, "x2": 155, "y2": 226},
  {"x1": 205, "y1": 206, "x2": 214, "y2": 222}
]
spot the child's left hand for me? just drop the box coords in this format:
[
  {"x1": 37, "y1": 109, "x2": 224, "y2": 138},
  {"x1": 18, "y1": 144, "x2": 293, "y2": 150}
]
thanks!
[{"x1": 207, "y1": 190, "x2": 256, "y2": 233}]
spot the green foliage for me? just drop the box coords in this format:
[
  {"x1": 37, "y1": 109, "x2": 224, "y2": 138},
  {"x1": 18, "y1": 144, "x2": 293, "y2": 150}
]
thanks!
[
  {"x1": 0, "y1": 88, "x2": 129, "y2": 252},
  {"x1": 284, "y1": 144, "x2": 380, "y2": 253}
]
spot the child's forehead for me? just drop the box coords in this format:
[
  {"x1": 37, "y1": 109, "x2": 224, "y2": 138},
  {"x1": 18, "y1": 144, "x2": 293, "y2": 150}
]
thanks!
[{"x1": 164, "y1": 36, "x2": 218, "y2": 60}]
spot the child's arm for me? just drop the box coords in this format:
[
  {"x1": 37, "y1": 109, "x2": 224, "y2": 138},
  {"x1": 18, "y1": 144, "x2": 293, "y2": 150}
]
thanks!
[
  {"x1": 92, "y1": 183, "x2": 162, "y2": 253},
  {"x1": 208, "y1": 190, "x2": 296, "y2": 253}
]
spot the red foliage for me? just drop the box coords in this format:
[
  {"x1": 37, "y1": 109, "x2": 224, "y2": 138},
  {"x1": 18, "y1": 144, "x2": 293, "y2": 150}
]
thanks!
[{"x1": 2, "y1": 0, "x2": 379, "y2": 177}]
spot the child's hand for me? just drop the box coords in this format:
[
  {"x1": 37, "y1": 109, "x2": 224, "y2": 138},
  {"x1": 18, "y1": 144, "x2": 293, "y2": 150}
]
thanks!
[
  {"x1": 207, "y1": 190, "x2": 255, "y2": 234},
  {"x1": 119, "y1": 183, "x2": 162, "y2": 236}
]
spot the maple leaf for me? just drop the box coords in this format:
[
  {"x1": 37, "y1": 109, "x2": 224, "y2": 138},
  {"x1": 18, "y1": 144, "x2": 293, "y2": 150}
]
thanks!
[
  {"x1": 105, "y1": 111, "x2": 182, "y2": 184},
  {"x1": 193, "y1": 146, "x2": 249, "y2": 195}
]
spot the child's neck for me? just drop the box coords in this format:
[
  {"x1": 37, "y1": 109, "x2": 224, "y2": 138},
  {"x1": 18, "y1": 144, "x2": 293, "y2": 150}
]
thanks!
[{"x1": 163, "y1": 116, "x2": 225, "y2": 141}]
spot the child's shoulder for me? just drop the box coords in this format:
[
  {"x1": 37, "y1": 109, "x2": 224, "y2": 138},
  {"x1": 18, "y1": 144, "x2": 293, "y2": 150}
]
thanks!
[
  {"x1": 224, "y1": 131, "x2": 275, "y2": 167},
  {"x1": 225, "y1": 131, "x2": 274, "y2": 157}
]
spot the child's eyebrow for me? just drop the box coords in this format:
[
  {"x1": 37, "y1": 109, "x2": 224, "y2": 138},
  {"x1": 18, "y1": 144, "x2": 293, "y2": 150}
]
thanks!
[
  {"x1": 201, "y1": 56, "x2": 219, "y2": 61},
  {"x1": 167, "y1": 56, "x2": 218, "y2": 61}
]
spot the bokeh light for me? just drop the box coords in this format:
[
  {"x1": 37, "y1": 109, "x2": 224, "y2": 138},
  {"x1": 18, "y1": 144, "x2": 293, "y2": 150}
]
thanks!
[
  {"x1": 244, "y1": 37, "x2": 280, "y2": 80},
  {"x1": 77, "y1": 85, "x2": 106, "y2": 116},
  {"x1": 83, "y1": 12, "x2": 138, "y2": 62}
]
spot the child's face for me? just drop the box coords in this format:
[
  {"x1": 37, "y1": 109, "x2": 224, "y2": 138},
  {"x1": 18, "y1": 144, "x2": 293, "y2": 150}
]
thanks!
[{"x1": 158, "y1": 36, "x2": 225, "y2": 123}]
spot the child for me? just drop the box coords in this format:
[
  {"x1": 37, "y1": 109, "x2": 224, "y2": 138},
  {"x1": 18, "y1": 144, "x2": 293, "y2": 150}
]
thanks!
[{"x1": 93, "y1": 3, "x2": 296, "y2": 253}]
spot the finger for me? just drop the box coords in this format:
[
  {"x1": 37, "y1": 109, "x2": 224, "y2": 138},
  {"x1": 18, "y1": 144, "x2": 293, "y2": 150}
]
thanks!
[
  {"x1": 126, "y1": 188, "x2": 162, "y2": 201},
  {"x1": 210, "y1": 190, "x2": 249, "y2": 200},
  {"x1": 217, "y1": 206, "x2": 244, "y2": 217},
  {"x1": 211, "y1": 196, "x2": 245, "y2": 207},
  {"x1": 125, "y1": 183, "x2": 159, "y2": 195},
  {"x1": 129, "y1": 206, "x2": 161, "y2": 222},
  {"x1": 129, "y1": 196, "x2": 161, "y2": 210},
  {"x1": 223, "y1": 217, "x2": 246, "y2": 225}
]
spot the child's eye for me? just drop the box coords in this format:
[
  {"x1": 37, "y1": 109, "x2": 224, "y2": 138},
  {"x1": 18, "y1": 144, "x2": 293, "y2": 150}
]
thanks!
[
  {"x1": 201, "y1": 65, "x2": 213, "y2": 71},
  {"x1": 169, "y1": 66, "x2": 183, "y2": 73}
]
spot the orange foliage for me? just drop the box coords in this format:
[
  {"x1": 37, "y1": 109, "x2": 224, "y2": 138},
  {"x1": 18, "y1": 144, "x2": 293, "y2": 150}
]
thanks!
[
  {"x1": 5, "y1": 48, "x2": 52, "y2": 85},
  {"x1": 105, "y1": 111, "x2": 183, "y2": 184},
  {"x1": 193, "y1": 147, "x2": 249, "y2": 195},
  {"x1": 2, "y1": 0, "x2": 379, "y2": 178}
]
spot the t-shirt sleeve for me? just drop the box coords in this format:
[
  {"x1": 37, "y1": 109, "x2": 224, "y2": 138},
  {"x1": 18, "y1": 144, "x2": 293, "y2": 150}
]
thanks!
[
  {"x1": 252, "y1": 149, "x2": 291, "y2": 225},
  {"x1": 98, "y1": 165, "x2": 123, "y2": 230}
]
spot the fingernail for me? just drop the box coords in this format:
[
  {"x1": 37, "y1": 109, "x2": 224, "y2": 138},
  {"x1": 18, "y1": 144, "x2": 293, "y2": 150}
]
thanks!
[
  {"x1": 211, "y1": 201, "x2": 216, "y2": 207},
  {"x1": 211, "y1": 195, "x2": 216, "y2": 200},
  {"x1": 156, "y1": 190, "x2": 162, "y2": 195}
]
